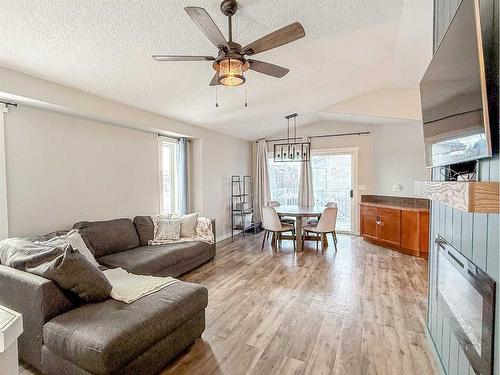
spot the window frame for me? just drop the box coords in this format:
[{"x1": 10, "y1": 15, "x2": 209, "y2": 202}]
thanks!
[{"x1": 158, "y1": 137, "x2": 179, "y2": 214}]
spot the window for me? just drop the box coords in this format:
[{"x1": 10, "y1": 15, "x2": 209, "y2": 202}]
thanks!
[
  {"x1": 159, "y1": 138, "x2": 178, "y2": 214},
  {"x1": 268, "y1": 157, "x2": 300, "y2": 205}
]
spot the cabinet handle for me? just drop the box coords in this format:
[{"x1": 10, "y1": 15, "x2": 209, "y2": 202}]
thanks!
[{"x1": 376, "y1": 220, "x2": 384, "y2": 226}]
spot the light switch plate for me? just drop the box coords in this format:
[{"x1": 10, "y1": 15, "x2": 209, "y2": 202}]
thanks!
[{"x1": 392, "y1": 184, "x2": 403, "y2": 192}]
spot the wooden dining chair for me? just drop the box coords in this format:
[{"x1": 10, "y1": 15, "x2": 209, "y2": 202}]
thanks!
[
  {"x1": 261, "y1": 206, "x2": 296, "y2": 252},
  {"x1": 302, "y1": 207, "x2": 338, "y2": 253}
]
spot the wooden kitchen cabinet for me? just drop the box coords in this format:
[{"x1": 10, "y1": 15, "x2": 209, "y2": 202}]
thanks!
[
  {"x1": 360, "y1": 206, "x2": 378, "y2": 240},
  {"x1": 360, "y1": 203, "x2": 429, "y2": 257},
  {"x1": 378, "y1": 208, "x2": 401, "y2": 247}
]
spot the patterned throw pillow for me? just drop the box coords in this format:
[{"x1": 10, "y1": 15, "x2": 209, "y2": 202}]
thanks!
[
  {"x1": 171, "y1": 212, "x2": 199, "y2": 238},
  {"x1": 156, "y1": 220, "x2": 181, "y2": 240}
]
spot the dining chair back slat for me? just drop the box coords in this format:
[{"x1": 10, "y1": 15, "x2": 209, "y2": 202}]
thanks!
[{"x1": 267, "y1": 201, "x2": 281, "y2": 207}]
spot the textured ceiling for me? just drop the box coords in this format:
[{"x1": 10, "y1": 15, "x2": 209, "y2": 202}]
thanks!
[{"x1": 0, "y1": 0, "x2": 432, "y2": 140}]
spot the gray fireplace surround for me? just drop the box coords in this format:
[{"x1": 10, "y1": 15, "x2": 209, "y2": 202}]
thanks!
[{"x1": 0, "y1": 216, "x2": 216, "y2": 375}]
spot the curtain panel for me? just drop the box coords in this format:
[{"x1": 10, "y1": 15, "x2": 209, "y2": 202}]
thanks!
[
  {"x1": 177, "y1": 137, "x2": 188, "y2": 214},
  {"x1": 298, "y1": 138, "x2": 314, "y2": 206},
  {"x1": 254, "y1": 140, "x2": 271, "y2": 223},
  {"x1": 0, "y1": 105, "x2": 9, "y2": 239}
]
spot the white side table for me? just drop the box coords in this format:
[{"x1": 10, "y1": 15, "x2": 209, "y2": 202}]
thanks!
[{"x1": 0, "y1": 305, "x2": 23, "y2": 375}]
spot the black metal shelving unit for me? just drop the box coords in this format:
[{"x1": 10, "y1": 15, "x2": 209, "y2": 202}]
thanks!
[{"x1": 231, "y1": 175, "x2": 257, "y2": 240}]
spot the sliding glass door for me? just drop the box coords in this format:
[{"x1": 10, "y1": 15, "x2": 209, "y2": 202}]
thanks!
[
  {"x1": 311, "y1": 149, "x2": 358, "y2": 233},
  {"x1": 268, "y1": 147, "x2": 358, "y2": 234}
]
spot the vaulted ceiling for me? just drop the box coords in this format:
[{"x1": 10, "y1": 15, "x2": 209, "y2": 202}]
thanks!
[{"x1": 0, "y1": 0, "x2": 432, "y2": 140}]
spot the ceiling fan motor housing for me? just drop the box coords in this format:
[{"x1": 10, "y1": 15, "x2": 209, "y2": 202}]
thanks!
[
  {"x1": 212, "y1": 42, "x2": 250, "y2": 72},
  {"x1": 220, "y1": 0, "x2": 238, "y2": 16}
]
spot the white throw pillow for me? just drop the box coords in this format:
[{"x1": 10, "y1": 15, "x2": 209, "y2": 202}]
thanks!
[
  {"x1": 156, "y1": 220, "x2": 181, "y2": 240},
  {"x1": 171, "y1": 213, "x2": 199, "y2": 238},
  {"x1": 38, "y1": 229, "x2": 100, "y2": 268}
]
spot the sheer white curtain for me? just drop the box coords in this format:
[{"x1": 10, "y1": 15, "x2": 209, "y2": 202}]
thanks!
[
  {"x1": 177, "y1": 137, "x2": 188, "y2": 214},
  {"x1": 298, "y1": 138, "x2": 314, "y2": 206},
  {"x1": 254, "y1": 140, "x2": 271, "y2": 223},
  {"x1": 0, "y1": 105, "x2": 9, "y2": 239}
]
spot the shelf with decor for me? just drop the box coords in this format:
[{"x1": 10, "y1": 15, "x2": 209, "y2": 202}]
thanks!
[{"x1": 414, "y1": 181, "x2": 499, "y2": 213}]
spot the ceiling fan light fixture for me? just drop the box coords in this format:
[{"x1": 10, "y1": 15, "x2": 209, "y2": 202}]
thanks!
[{"x1": 218, "y1": 58, "x2": 245, "y2": 87}]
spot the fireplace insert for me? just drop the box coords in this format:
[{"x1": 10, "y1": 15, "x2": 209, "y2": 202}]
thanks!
[{"x1": 432, "y1": 235, "x2": 496, "y2": 375}]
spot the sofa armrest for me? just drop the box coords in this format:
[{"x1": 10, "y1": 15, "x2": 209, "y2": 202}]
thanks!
[
  {"x1": 210, "y1": 219, "x2": 216, "y2": 242},
  {"x1": 0, "y1": 265, "x2": 74, "y2": 370},
  {"x1": 210, "y1": 219, "x2": 216, "y2": 259}
]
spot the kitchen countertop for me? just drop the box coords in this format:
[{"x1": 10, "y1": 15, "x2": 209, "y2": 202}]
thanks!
[{"x1": 359, "y1": 201, "x2": 430, "y2": 212}]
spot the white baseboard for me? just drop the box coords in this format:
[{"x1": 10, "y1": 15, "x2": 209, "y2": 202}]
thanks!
[{"x1": 216, "y1": 231, "x2": 241, "y2": 242}]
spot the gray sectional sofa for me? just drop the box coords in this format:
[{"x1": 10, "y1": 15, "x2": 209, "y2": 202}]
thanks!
[{"x1": 0, "y1": 216, "x2": 216, "y2": 375}]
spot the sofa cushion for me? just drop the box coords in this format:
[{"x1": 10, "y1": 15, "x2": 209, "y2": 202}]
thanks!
[
  {"x1": 97, "y1": 242, "x2": 211, "y2": 276},
  {"x1": 73, "y1": 219, "x2": 140, "y2": 258},
  {"x1": 0, "y1": 240, "x2": 111, "y2": 302},
  {"x1": 133, "y1": 216, "x2": 154, "y2": 246},
  {"x1": 43, "y1": 281, "x2": 207, "y2": 375}
]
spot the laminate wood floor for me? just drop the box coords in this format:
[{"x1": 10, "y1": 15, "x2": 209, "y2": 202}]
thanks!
[{"x1": 21, "y1": 233, "x2": 439, "y2": 375}]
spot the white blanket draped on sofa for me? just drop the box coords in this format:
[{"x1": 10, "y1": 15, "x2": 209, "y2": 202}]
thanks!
[
  {"x1": 148, "y1": 215, "x2": 214, "y2": 245},
  {"x1": 104, "y1": 267, "x2": 177, "y2": 303}
]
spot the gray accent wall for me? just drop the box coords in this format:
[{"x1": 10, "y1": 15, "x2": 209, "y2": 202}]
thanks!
[{"x1": 427, "y1": 1, "x2": 499, "y2": 374}]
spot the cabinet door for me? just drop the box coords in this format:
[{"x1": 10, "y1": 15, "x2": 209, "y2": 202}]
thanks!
[
  {"x1": 401, "y1": 211, "x2": 419, "y2": 252},
  {"x1": 377, "y1": 208, "x2": 401, "y2": 246},
  {"x1": 360, "y1": 207, "x2": 378, "y2": 240}
]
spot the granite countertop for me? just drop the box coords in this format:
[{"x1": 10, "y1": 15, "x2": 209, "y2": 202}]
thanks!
[
  {"x1": 360, "y1": 195, "x2": 430, "y2": 212},
  {"x1": 359, "y1": 201, "x2": 430, "y2": 212}
]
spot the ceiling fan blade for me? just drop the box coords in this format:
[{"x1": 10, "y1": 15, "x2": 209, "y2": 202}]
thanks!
[
  {"x1": 152, "y1": 55, "x2": 215, "y2": 62},
  {"x1": 248, "y1": 59, "x2": 289, "y2": 78},
  {"x1": 185, "y1": 7, "x2": 228, "y2": 49},
  {"x1": 243, "y1": 22, "x2": 305, "y2": 56},
  {"x1": 209, "y1": 73, "x2": 219, "y2": 86}
]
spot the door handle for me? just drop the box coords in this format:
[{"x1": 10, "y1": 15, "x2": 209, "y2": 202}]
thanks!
[{"x1": 349, "y1": 189, "x2": 354, "y2": 198}]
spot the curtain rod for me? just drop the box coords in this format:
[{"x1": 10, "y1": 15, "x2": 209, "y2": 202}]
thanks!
[
  {"x1": 0, "y1": 100, "x2": 17, "y2": 107},
  {"x1": 257, "y1": 131, "x2": 370, "y2": 143},
  {"x1": 157, "y1": 134, "x2": 191, "y2": 142}
]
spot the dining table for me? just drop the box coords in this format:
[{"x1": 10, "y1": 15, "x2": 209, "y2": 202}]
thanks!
[{"x1": 274, "y1": 205, "x2": 325, "y2": 251}]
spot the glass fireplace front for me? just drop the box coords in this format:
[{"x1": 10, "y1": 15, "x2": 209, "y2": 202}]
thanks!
[{"x1": 432, "y1": 235, "x2": 495, "y2": 375}]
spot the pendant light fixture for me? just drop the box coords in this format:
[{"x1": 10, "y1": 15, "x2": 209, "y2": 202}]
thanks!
[{"x1": 273, "y1": 113, "x2": 310, "y2": 162}]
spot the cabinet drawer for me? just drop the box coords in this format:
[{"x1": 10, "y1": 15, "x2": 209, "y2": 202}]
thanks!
[{"x1": 360, "y1": 205, "x2": 378, "y2": 215}]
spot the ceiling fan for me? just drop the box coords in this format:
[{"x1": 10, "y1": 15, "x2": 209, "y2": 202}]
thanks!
[{"x1": 152, "y1": 0, "x2": 305, "y2": 87}]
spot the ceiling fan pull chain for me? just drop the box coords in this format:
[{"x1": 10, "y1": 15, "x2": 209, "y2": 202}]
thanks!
[
  {"x1": 215, "y1": 85, "x2": 219, "y2": 108},
  {"x1": 244, "y1": 83, "x2": 248, "y2": 107}
]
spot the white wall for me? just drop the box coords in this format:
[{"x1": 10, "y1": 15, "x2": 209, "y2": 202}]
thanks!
[
  {"x1": 371, "y1": 122, "x2": 430, "y2": 195},
  {"x1": 0, "y1": 68, "x2": 252, "y2": 240},
  {"x1": 4, "y1": 106, "x2": 160, "y2": 237}
]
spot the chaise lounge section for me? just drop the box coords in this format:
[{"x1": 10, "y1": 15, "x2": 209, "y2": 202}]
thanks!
[{"x1": 0, "y1": 216, "x2": 216, "y2": 374}]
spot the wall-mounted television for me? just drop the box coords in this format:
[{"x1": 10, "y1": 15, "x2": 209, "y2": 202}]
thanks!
[{"x1": 420, "y1": 0, "x2": 498, "y2": 168}]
